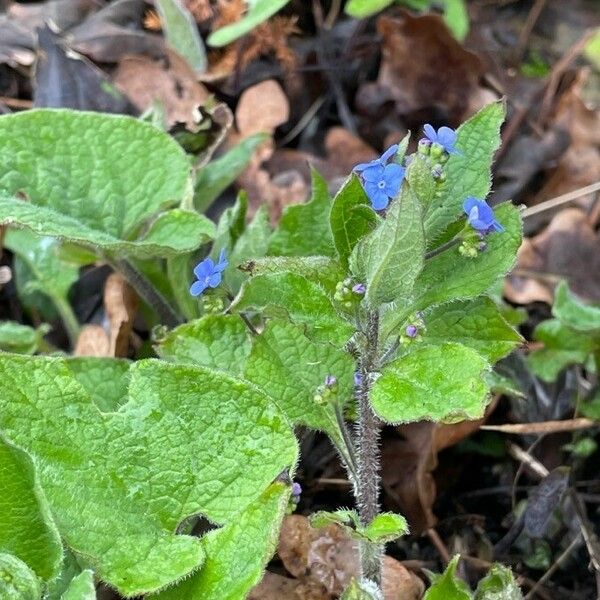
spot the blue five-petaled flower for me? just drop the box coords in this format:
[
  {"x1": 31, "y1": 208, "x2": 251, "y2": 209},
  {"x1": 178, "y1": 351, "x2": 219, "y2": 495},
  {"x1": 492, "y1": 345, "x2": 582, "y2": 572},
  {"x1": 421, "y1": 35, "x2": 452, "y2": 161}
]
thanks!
[
  {"x1": 423, "y1": 124, "x2": 460, "y2": 155},
  {"x1": 190, "y1": 249, "x2": 228, "y2": 297},
  {"x1": 463, "y1": 197, "x2": 504, "y2": 233},
  {"x1": 354, "y1": 144, "x2": 405, "y2": 211}
]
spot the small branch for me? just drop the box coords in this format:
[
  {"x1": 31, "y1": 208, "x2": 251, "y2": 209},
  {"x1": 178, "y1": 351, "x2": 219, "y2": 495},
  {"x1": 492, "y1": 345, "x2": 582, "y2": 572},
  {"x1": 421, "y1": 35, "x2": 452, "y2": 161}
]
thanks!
[
  {"x1": 482, "y1": 418, "x2": 597, "y2": 435},
  {"x1": 425, "y1": 237, "x2": 460, "y2": 260},
  {"x1": 334, "y1": 403, "x2": 359, "y2": 481},
  {"x1": 522, "y1": 181, "x2": 600, "y2": 218}
]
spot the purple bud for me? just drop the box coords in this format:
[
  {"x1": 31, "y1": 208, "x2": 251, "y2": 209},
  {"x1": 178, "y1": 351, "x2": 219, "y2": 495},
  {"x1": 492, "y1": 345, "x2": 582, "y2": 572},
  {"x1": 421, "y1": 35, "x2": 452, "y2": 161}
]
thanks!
[
  {"x1": 405, "y1": 325, "x2": 418, "y2": 338},
  {"x1": 478, "y1": 241, "x2": 488, "y2": 252},
  {"x1": 418, "y1": 138, "x2": 431, "y2": 149},
  {"x1": 291, "y1": 482, "x2": 302, "y2": 496},
  {"x1": 325, "y1": 375, "x2": 337, "y2": 387},
  {"x1": 354, "y1": 372, "x2": 363, "y2": 387},
  {"x1": 352, "y1": 283, "x2": 366, "y2": 295}
]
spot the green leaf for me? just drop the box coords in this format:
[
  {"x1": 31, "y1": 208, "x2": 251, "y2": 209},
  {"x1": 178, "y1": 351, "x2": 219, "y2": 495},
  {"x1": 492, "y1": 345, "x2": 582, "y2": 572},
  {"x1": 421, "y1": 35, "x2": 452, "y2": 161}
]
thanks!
[
  {"x1": 345, "y1": 0, "x2": 395, "y2": 18},
  {"x1": 363, "y1": 512, "x2": 409, "y2": 543},
  {"x1": 194, "y1": 134, "x2": 268, "y2": 213},
  {"x1": 153, "y1": 483, "x2": 290, "y2": 600},
  {"x1": 330, "y1": 175, "x2": 378, "y2": 269},
  {"x1": 156, "y1": 0, "x2": 207, "y2": 73},
  {"x1": 60, "y1": 570, "x2": 96, "y2": 600},
  {"x1": 474, "y1": 564, "x2": 523, "y2": 600},
  {"x1": 442, "y1": 0, "x2": 469, "y2": 41},
  {"x1": 0, "y1": 553, "x2": 42, "y2": 600},
  {"x1": 553, "y1": 281, "x2": 600, "y2": 331},
  {"x1": 407, "y1": 154, "x2": 437, "y2": 206},
  {"x1": 423, "y1": 297, "x2": 523, "y2": 363},
  {"x1": 424, "y1": 102, "x2": 505, "y2": 245},
  {"x1": 340, "y1": 579, "x2": 382, "y2": 600},
  {"x1": 0, "y1": 110, "x2": 211, "y2": 258},
  {"x1": 0, "y1": 437, "x2": 62, "y2": 581},
  {"x1": 234, "y1": 272, "x2": 353, "y2": 344},
  {"x1": 244, "y1": 320, "x2": 354, "y2": 442},
  {"x1": 157, "y1": 315, "x2": 252, "y2": 376},
  {"x1": 310, "y1": 509, "x2": 360, "y2": 532},
  {"x1": 268, "y1": 169, "x2": 335, "y2": 257},
  {"x1": 45, "y1": 551, "x2": 84, "y2": 600},
  {"x1": 207, "y1": 0, "x2": 291, "y2": 47},
  {"x1": 167, "y1": 253, "x2": 202, "y2": 321},
  {"x1": 211, "y1": 193, "x2": 248, "y2": 257},
  {"x1": 527, "y1": 349, "x2": 589, "y2": 382},
  {"x1": 350, "y1": 183, "x2": 425, "y2": 306},
  {"x1": 424, "y1": 555, "x2": 472, "y2": 600},
  {"x1": 0, "y1": 356, "x2": 297, "y2": 596},
  {"x1": 371, "y1": 343, "x2": 490, "y2": 424},
  {"x1": 0, "y1": 321, "x2": 48, "y2": 354}
]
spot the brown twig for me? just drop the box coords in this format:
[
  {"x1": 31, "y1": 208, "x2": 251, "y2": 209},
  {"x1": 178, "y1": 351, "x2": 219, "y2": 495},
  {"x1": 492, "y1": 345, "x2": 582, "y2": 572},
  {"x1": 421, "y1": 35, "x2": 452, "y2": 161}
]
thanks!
[
  {"x1": 513, "y1": 0, "x2": 549, "y2": 65},
  {"x1": 482, "y1": 418, "x2": 597, "y2": 435},
  {"x1": 426, "y1": 528, "x2": 451, "y2": 564},
  {"x1": 522, "y1": 181, "x2": 600, "y2": 218},
  {"x1": 0, "y1": 96, "x2": 33, "y2": 109}
]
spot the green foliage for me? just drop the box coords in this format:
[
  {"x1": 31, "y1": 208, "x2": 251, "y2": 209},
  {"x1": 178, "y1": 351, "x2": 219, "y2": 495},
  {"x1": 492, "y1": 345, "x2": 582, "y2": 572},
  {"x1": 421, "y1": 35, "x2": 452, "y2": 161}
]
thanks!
[
  {"x1": 0, "y1": 355, "x2": 297, "y2": 596},
  {"x1": 0, "y1": 110, "x2": 213, "y2": 259},
  {"x1": 0, "y1": 321, "x2": 49, "y2": 354},
  {"x1": 208, "y1": 0, "x2": 291, "y2": 47},
  {"x1": 553, "y1": 280, "x2": 600, "y2": 331},
  {"x1": 0, "y1": 553, "x2": 42, "y2": 600},
  {"x1": 60, "y1": 570, "x2": 96, "y2": 600},
  {"x1": 424, "y1": 556, "x2": 471, "y2": 600}
]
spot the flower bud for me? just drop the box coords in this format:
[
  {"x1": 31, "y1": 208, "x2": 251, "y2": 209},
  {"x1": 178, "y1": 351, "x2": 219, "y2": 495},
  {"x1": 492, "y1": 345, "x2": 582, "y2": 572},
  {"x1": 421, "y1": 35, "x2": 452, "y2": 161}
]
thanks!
[
  {"x1": 352, "y1": 283, "x2": 366, "y2": 296},
  {"x1": 429, "y1": 142, "x2": 445, "y2": 159},
  {"x1": 418, "y1": 138, "x2": 431, "y2": 155}
]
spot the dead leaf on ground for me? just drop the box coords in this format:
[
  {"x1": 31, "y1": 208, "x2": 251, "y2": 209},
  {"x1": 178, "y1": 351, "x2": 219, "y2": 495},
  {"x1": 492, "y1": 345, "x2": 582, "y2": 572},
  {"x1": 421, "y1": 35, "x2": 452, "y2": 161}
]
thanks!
[
  {"x1": 505, "y1": 208, "x2": 600, "y2": 305},
  {"x1": 356, "y1": 12, "x2": 486, "y2": 124},
  {"x1": 267, "y1": 515, "x2": 424, "y2": 599},
  {"x1": 236, "y1": 79, "x2": 290, "y2": 137},
  {"x1": 104, "y1": 273, "x2": 138, "y2": 358},
  {"x1": 75, "y1": 324, "x2": 111, "y2": 357}
]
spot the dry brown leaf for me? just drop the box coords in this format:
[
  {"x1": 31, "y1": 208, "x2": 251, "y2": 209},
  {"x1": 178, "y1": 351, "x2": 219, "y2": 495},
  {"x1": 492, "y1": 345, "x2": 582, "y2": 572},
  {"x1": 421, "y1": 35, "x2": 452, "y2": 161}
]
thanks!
[
  {"x1": 74, "y1": 325, "x2": 110, "y2": 357},
  {"x1": 275, "y1": 515, "x2": 425, "y2": 599},
  {"x1": 113, "y1": 49, "x2": 209, "y2": 128},
  {"x1": 236, "y1": 79, "x2": 290, "y2": 137},
  {"x1": 505, "y1": 208, "x2": 600, "y2": 305},
  {"x1": 356, "y1": 12, "x2": 485, "y2": 123},
  {"x1": 104, "y1": 273, "x2": 138, "y2": 358},
  {"x1": 248, "y1": 572, "x2": 327, "y2": 600}
]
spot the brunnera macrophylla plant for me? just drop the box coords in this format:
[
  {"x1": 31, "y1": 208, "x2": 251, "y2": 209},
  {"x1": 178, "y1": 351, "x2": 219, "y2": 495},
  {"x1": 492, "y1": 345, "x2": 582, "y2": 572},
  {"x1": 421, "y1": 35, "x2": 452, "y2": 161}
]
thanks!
[{"x1": 0, "y1": 101, "x2": 523, "y2": 599}]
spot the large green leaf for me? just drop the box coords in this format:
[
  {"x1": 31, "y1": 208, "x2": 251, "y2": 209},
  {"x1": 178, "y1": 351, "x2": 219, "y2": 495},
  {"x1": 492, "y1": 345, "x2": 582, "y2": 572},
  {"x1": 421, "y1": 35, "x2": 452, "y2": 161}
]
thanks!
[
  {"x1": 350, "y1": 183, "x2": 424, "y2": 306},
  {"x1": 0, "y1": 110, "x2": 213, "y2": 258},
  {"x1": 0, "y1": 356, "x2": 297, "y2": 596},
  {"x1": 0, "y1": 321, "x2": 48, "y2": 354},
  {"x1": 330, "y1": 175, "x2": 378, "y2": 269},
  {"x1": 0, "y1": 553, "x2": 42, "y2": 600},
  {"x1": 60, "y1": 570, "x2": 96, "y2": 600},
  {"x1": 422, "y1": 297, "x2": 523, "y2": 363},
  {"x1": 245, "y1": 320, "x2": 354, "y2": 442},
  {"x1": 553, "y1": 281, "x2": 600, "y2": 331},
  {"x1": 157, "y1": 315, "x2": 253, "y2": 376},
  {"x1": 268, "y1": 169, "x2": 335, "y2": 257},
  {"x1": 234, "y1": 272, "x2": 353, "y2": 344},
  {"x1": 424, "y1": 555, "x2": 472, "y2": 600},
  {"x1": 424, "y1": 102, "x2": 505, "y2": 245},
  {"x1": 0, "y1": 436, "x2": 62, "y2": 582},
  {"x1": 154, "y1": 483, "x2": 290, "y2": 600},
  {"x1": 370, "y1": 343, "x2": 489, "y2": 424}
]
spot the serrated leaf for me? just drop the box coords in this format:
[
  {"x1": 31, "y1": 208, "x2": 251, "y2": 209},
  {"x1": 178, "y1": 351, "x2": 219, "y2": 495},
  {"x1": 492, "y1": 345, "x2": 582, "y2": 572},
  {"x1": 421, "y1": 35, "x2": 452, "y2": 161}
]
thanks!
[
  {"x1": 207, "y1": 0, "x2": 291, "y2": 47},
  {"x1": 0, "y1": 553, "x2": 42, "y2": 600},
  {"x1": 424, "y1": 555, "x2": 472, "y2": 600},
  {"x1": 363, "y1": 512, "x2": 409, "y2": 543},
  {"x1": 0, "y1": 437, "x2": 62, "y2": 582},
  {"x1": 310, "y1": 509, "x2": 360, "y2": 531},
  {"x1": 330, "y1": 175, "x2": 379, "y2": 269},
  {"x1": 474, "y1": 564, "x2": 522, "y2": 600},
  {"x1": 371, "y1": 343, "x2": 490, "y2": 424},
  {"x1": 424, "y1": 102, "x2": 505, "y2": 245},
  {"x1": 553, "y1": 280, "x2": 600, "y2": 331},
  {"x1": 345, "y1": 0, "x2": 395, "y2": 18},
  {"x1": 156, "y1": 0, "x2": 207, "y2": 73},
  {"x1": 244, "y1": 320, "x2": 354, "y2": 443},
  {"x1": 234, "y1": 272, "x2": 353, "y2": 344},
  {"x1": 0, "y1": 356, "x2": 297, "y2": 596},
  {"x1": 153, "y1": 483, "x2": 290, "y2": 600},
  {"x1": 268, "y1": 169, "x2": 335, "y2": 257},
  {"x1": 61, "y1": 570, "x2": 96, "y2": 600},
  {"x1": 194, "y1": 134, "x2": 268, "y2": 212},
  {"x1": 0, "y1": 110, "x2": 212, "y2": 258},
  {"x1": 350, "y1": 183, "x2": 424, "y2": 306},
  {"x1": 157, "y1": 315, "x2": 252, "y2": 376},
  {"x1": 423, "y1": 297, "x2": 523, "y2": 363},
  {"x1": 0, "y1": 321, "x2": 47, "y2": 354}
]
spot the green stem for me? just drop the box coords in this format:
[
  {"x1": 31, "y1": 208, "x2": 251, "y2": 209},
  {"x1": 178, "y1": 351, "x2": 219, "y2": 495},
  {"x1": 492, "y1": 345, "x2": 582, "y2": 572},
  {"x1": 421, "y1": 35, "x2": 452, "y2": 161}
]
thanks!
[
  {"x1": 424, "y1": 236, "x2": 460, "y2": 260},
  {"x1": 334, "y1": 403, "x2": 359, "y2": 484},
  {"x1": 52, "y1": 294, "x2": 80, "y2": 348}
]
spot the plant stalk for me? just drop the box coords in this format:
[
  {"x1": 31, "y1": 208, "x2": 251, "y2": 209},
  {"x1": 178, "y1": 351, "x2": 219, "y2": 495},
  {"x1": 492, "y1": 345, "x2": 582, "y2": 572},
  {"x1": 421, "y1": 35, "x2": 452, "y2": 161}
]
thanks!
[{"x1": 52, "y1": 294, "x2": 80, "y2": 348}]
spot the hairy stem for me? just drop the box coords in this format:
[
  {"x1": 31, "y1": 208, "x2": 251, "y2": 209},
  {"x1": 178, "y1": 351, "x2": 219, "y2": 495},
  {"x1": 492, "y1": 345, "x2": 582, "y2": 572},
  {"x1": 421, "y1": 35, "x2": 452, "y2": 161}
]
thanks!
[
  {"x1": 111, "y1": 259, "x2": 182, "y2": 329},
  {"x1": 334, "y1": 403, "x2": 359, "y2": 484},
  {"x1": 355, "y1": 310, "x2": 383, "y2": 583}
]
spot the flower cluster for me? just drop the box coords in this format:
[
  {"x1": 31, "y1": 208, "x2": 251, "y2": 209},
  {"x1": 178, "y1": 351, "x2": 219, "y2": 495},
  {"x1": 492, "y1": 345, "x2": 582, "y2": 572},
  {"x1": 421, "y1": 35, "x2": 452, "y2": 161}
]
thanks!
[
  {"x1": 190, "y1": 249, "x2": 228, "y2": 297},
  {"x1": 313, "y1": 374, "x2": 339, "y2": 405},
  {"x1": 334, "y1": 278, "x2": 366, "y2": 308}
]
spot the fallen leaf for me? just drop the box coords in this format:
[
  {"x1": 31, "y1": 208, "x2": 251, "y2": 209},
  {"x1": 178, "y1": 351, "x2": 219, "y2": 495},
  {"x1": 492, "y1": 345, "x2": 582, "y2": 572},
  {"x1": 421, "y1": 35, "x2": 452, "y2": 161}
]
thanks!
[
  {"x1": 248, "y1": 572, "x2": 327, "y2": 600},
  {"x1": 104, "y1": 273, "x2": 138, "y2": 358},
  {"x1": 236, "y1": 79, "x2": 290, "y2": 137},
  {"x1": 74, "y1": 325, "x2": 110, "y2": 357}
]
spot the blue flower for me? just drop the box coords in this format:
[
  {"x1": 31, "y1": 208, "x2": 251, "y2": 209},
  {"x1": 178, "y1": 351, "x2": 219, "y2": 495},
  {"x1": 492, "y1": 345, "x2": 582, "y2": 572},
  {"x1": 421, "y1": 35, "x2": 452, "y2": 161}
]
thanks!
[
  {"x1": 190, "y1": 249, "x2": 228, "y2": 297},
  {"x1": 423, "y1": 124, "x2": 460, "y2": 155},
  {"x1": 463, "y1": 197, "x2": 504, "y2": 233},
  {"x1": 354, "y1": 144, "x2": 405, "y2": 211}
]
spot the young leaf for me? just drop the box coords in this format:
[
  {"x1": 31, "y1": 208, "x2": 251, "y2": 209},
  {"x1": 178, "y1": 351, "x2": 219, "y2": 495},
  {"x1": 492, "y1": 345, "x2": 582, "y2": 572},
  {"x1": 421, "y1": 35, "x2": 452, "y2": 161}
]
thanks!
[
  {"x1": 340, "y1": 578, "x2": 383, "y2": 599},
  {"x1": 0, "y1": 321, "x2": 48, "y2": 354},
  {"x1": 0, "y1": 436, "x2": 62, "y2": 582},
  {"x1": 268, "y1": 169, "x2": 335, "y2": 257},
  {"x1": 422, "y1": 297, "x2": 523, "y2": 363},
  {"x1": 0, "y1": 110, "x2": 212, "y2": 258},
  {"x1": 0, "y1": 356, "x2": 297, "y2": 596},
  {"x1": 167, "y1": 253, "x2": 202, "y2": 321},
  {"x1": 363, "y1": 512, "x2": 409, "y2": 543},
  {"x1": 207, "y1": 0, "x2": 291, "y2": 47},
  {"x1": 244, "y1": 320, "x2": 354, "y2": 443},
  {"x1": 234, "y1": 272, "x2": 354, "y2": 344},
  {"x1": 424, "y1": 555, "x2": 472, "y2": 599},
  {"x1": 157, "y1": 315, "x2": 253, "y2": 376},
  {"x1": 407, "y1": 154, "x2": 437, "y2": 206},
  {"x1": 156, "y1": 0, "x2": 207, "y2": 73},
  {"x1": 553, "y1": 280, "x2": 600, "y2": 331},
  {"x1": 370, "y1": 343, "x2": 489, "y2": 424},
  {"x1": 45, "y1": 550, "x2": 83, "y2": 600},
  {"x1": 345, "y1": 0, "x2": 395, "y2": 18},
  {"x1": 60, "y1": 570, "x2": 96, "y2": 600},
  {"x1": 0, "y1": 553, "x2": 42, "y2": 600},
  {"x1": 153, "y1": 483, "x2": 290, "y2": 600},
  {"x1": 424, "y1": 101, "x2": 505, "y2": 245},
  {"x1": 330, "y1": 175, "x2": 378, "y2": 269},
  {"x1": 474, "y1": 564, "x2": 523, "y2": 599},
  {"x1": 350, "y1": 183, "x2": 425, "y2": 307}
]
